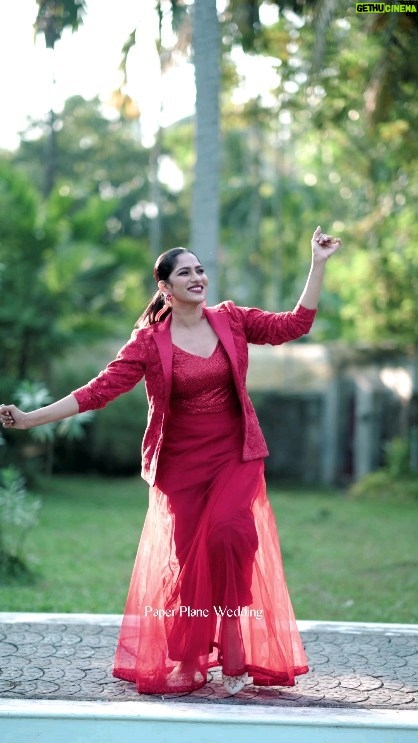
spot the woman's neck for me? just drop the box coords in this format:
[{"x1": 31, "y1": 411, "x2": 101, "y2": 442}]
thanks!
[{"x1": 170, "y1": 303, "x2": 205, "y2": 329}]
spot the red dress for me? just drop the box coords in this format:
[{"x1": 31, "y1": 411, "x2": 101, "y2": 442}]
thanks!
[{"x1": 113, "y1": 341, "x2": 308, "y2": 693}]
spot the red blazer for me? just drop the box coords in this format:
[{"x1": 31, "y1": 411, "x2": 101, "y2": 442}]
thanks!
[{"x1": 73, "y1": 301, "x2": 316, "y2": 485}]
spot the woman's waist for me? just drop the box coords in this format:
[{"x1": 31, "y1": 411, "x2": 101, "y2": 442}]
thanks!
[
  {"x1": 159, "y1": 407, "x2": 243, "y2": 461},
  {"x1": 164, "y1": 403, "x2": 242, "y2": 435},
  {"x1": 169, "y1": 397, "x2": 241, "y2": 415}
]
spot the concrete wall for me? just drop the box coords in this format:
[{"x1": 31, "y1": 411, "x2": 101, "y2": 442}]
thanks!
[{"x1": 247, "y1": 344, "x2": 413, "y2": 485}]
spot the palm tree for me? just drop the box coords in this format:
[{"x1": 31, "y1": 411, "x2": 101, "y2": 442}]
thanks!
[
  {"x1": 191, "y1": 0, "x2": 221, "y2": 305},
  {"x1": 113, "y1": 5, "x2": 188, "y2": 264},
  {"x1": 110, "y1": 2, "x2": 221, "y2": 302},
  {"x1": 228, "y1": 0, "x2": 418, "y2": 125},
  {"x1": 34, "y1": 0, "x2": 86, "y2": 195},
  {"x1": 33, "y1": 1, "x2": 221, "y2": 301}
]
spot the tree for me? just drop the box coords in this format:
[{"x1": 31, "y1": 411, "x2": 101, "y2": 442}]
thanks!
[
  {"x1": 1, "y1": 96, "x2": 158, "y2": 387},
  {"x1": 34, "y1": 0, "x2": 86, "y2": 195},
  {"x1": 34, "y1": 0, "x2": 86, "y2": 49},
  {"x1": 0, "y1": 162, "x2": 61, "y2": 390},
  {"x1": 190, "y1": 0, "x2": 221, "y2": 304},
  {"x1": 113, "y1": 2, "x2": 190, "y2": 263},
  {"x1": 229, "y1": 0, "x2": 418, "y2": 126},
  {"x1": 14, "y1": 94, "x2": 189, "y2": 329},
  {"x1": 31, "y1": 1, "x2": 222, "y2": 301}
]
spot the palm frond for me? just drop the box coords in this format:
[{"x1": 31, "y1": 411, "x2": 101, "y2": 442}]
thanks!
[{"x1": 34, "y1": 0, "x2": 86, "y2": 49}]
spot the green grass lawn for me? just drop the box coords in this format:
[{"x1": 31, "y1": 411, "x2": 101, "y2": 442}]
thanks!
[{"x1": 0, "y1": 475, "x2": 417, "y2": 623}]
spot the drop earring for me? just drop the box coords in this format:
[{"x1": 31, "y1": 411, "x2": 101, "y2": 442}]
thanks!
[{"x1": 155, "y1": 291, "x2": 173, "y2": 322}]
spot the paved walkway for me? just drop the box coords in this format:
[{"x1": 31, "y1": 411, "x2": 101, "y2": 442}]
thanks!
[{"x1": 0, "y1": 614, "x2": 417, "y2": 710}]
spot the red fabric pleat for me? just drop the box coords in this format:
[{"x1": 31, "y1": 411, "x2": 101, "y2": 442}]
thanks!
[{"x1": 113, "y1": 408, "x2": 308, "y2": 694}]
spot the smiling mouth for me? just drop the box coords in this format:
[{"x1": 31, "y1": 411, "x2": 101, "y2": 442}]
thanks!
[{"x1": 188, "y1": 286, "x2": 204, "y2": 293}]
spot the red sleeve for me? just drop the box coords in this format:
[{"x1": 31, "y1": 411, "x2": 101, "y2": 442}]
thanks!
[
  {"x1": 72, "y1": 329, "x2": 146, "y2": 412},
  {"x1": 229, "y1": 302, "x2": 317, "y2": 345}
]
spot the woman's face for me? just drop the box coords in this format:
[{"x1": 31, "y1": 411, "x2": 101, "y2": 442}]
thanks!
[{"x1": 160, "y1": 252, "x2": 208, "y2": 306}]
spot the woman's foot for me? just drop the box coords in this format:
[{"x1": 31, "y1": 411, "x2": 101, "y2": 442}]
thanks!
[
  {"x1": 220, "y1": 617, "x2": 248, "y2": 694},
  {"x1": 166, "y1": 662, "x2": 205, "y2": 689},
  {"x1": 222, "y1": 671, "x2": 248, "y2": 695}
]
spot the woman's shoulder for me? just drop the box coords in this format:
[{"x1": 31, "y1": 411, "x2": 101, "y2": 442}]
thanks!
[
  {"x1": 127, "y1": 314, "x2": 173, "y2": 348},
  {"x1": 118, "y1": 323, "x2": 159, "y2": 356},
  {"x1": 207, "y1": 299, "x2": 239, "y2": 315},
  {"x1": 207, "y1": 300, "x2": 260, "y2": 329},
  {"x1": 207, "y1": 300, "x2": 256, "y2": 321},
  {"x1": 130, "y1": 314, "x2": 169, "y2": 338}
]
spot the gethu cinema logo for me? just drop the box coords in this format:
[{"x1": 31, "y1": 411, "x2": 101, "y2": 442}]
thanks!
[{"x1": 356, "y1": 3, "x2": 417, "y2": 10}]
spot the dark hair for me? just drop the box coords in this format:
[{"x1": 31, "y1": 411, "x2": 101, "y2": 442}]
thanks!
[{"x1": 136, "y1": 247, "x2": 199, "y2": 328}]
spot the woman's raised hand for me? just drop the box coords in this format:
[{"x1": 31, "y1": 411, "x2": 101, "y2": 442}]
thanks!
[{"x1": 312, "y1": 225, "x2": 342, "y2": 262}]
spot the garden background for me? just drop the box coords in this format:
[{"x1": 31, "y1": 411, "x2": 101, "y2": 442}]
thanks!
[{"x1": 0, "y1": 0, "x2": 417, "y2": 622}]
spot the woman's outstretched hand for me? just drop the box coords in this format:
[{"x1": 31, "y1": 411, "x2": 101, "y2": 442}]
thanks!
[
  {"x1": 312, "y1": 225, "x2": 342, "y2": 262},
  {"x1": 1, "y1": 395, "x2": 79, "y2": 431},
  {"x1": 0, "y1": 404, "x2": 27, "y2": 430}
]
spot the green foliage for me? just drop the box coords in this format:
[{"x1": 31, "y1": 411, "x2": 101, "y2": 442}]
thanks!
[
  {"x1": 384, "y1": 437, "x2": 411, "y2": 479},
  {"x1": 13, "y1": 96, "x2": 167, "y2": 336},
  {"x1": 14, "y1": 381, "x2": 53, "y2": 410},
  {"x1": 15, "y1": 95, "x2": 178, "y2": 254},
  {"x1": 1, "y1": 97, "x2": 160, "y2": 397},
  {"x1": 14, "y1": 380, "x2": 94, "y2": 440},
  {"x1": 35, "y1": 0, "x2": 86, "y2": 49},
  {"x1": 45, "y1": 342, "x2": 147, "y2": 474},
  {"x1": 12, "y1": 380, "x2": 94, "y2": 475},
  {"x1": 349, "y1": 471, "x2": 418, "y2": 503},
  {"x1": 14, "y1": 381, "x2": 56, "y2": 450},
  {"x1": 219, "y1": 7, "x2": 418, "y2": 342},
  {"x1": 87, "y1": 390, "x2": 148, "y2": 474},
  {"x1": 7, "y1": 11, "x2": 417, "y2": 344},
  {"x1": 0, "y1": 162, "x2": 63, "y2": 388},
  {"x1": 1, "y1": 4, "x2": 417, "y2": 485},
  {"x1": 349, "y1": 438, "x2": 417, "y2": 502},
  {"x1": 55, "y1": 413, "x2": 95, "y2": 441},
  {"x1": 0, "y1": 468, "x2": 42, "y2": 580}
]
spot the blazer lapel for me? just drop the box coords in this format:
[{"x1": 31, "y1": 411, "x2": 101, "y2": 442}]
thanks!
[
  {"x1": 205, "y1": 307, "x2": 240, "y2": 385},
  {"x1": 152, "y1": 315, "x2": 173, "y2": 405},
  {"x1": 152, "y1": 307, "x2": 241, "y2": 405}
]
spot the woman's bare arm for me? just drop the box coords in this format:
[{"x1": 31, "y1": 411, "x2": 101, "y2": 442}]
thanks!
[
  {"x1": 0, "y1": 394, "x2": 79, "y2": 430},
  {"x1": 298, "y1": 225, "x2": 342, "y2": 310}
]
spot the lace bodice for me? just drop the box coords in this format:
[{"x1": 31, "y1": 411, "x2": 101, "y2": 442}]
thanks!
[{"x1": 170, "y1": 341, "x2": 240, "y2": 414}]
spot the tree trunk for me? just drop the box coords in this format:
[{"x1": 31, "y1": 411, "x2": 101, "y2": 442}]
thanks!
[
  {"x1": 44, "y1": 107, "x2": 57, "y2": 197},
  {"x1": 148, "y1": 127, "x2": 162, "y2": 262},
  {"x1": 191, "y1": 0, "x2": 220, "y2": 306},
  {"x1": 44, "y1": 51, "x2": 57, "y2": 197},
  {"x1": 409, "y1": 348, "x2": 418, "y2": 472}
]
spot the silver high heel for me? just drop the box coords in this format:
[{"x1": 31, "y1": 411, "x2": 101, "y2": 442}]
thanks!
[{"x1": 222, "y1": 671, "x2": 248, "y2": 695}]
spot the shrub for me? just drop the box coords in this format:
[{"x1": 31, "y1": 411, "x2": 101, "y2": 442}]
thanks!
[
  {"x1": 0, "y1": 467, "x2": 42, "y2": 579},
  {"x1": 51, "y1": 342, "x2": 148, "y2": 474},
  {"x1": 349, "y1": 437, "x2": 417, "y2": 502},
  {"x1": 13, "y1": 380, "x2": 94, "y2": 476},
  {"x1": 384, "y1": 437, "x2": 410, "y2": 479},
  {"x1": 349, "y1": 470, "x2": 418, "y2": 502}
]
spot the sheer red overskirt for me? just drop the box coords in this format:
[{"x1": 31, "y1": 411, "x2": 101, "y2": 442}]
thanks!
[{"x1": 113, "y1": 407, "x2": 309, "y2": 694}]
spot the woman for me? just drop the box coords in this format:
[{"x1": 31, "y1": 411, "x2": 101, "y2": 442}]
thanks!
[{"x1": 1, "y1": 225, "x2": 342, "y2": 696}]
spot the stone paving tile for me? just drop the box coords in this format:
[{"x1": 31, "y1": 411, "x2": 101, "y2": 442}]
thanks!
[{"x1": 0, "y1": 621, "x2": 417, "y2": 709}]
